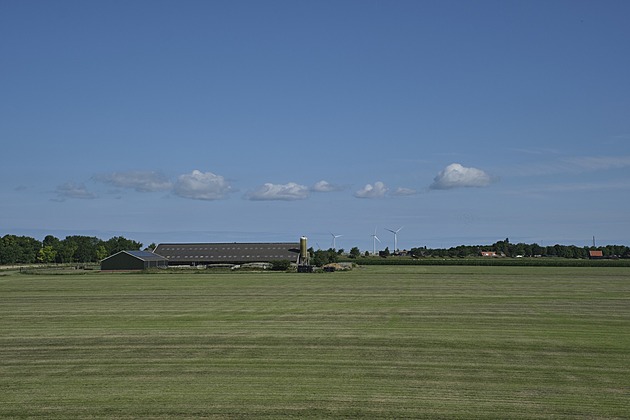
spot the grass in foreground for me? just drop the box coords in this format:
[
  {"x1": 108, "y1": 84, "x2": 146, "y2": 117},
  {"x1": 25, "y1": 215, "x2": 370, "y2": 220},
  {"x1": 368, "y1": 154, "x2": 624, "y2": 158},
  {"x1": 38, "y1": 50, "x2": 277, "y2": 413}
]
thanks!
[{"x1": 1, "y1": 266, "x2": 629, "y2": 418}]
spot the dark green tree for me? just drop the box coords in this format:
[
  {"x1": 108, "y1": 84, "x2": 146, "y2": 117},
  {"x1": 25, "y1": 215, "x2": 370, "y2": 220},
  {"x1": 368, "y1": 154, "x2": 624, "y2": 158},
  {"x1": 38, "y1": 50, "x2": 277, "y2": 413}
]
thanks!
[
  {"x1": 349, "y1": 247, "x2": 361, "y2": 259},
  {"x1": 56, "y1": 240, "x2": 78, "y2": 263},
  {"x1": 513, "y1": 243, "x2": 526, "y2": 257},
  {"x1": 0, "y1": 235, "x2": 21, "y2": 264},
  {"x1": 105, "y1": 236, "x2": 143, "y2": 255},
  {"x1": 312, "y1": 249, "x2": 338, "y2": 266},
  {"x1": 531, "y1": 243, "x2": 544, "y2": 256},
  {"x1": 0, "y1": 235, "x2": 42, "y2": 264},
  {"x1": 63, "y1": 236, "x2": 101, "y2": 263},
  {"x1": 43, "y1": 235, "x2": 60, "y2": 248}
]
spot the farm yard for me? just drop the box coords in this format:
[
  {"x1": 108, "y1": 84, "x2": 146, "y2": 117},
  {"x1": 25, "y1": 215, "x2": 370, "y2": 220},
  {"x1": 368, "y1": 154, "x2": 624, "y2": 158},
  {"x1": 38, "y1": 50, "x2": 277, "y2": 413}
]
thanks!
[{"x1": 1, "y1": 266, "x2": 629, "y2": 418}]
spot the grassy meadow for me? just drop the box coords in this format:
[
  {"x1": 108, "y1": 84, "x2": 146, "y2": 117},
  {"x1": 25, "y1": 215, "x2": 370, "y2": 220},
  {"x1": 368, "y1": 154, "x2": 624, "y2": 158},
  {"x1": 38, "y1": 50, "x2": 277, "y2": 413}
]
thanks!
[{"x1": 1, "y1": 266, "x2": 629, "y2": 418}]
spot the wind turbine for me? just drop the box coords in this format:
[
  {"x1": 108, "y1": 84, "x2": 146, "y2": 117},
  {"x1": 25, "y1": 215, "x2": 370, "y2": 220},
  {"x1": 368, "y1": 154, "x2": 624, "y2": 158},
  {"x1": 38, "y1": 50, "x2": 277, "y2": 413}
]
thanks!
[
  {"x1": 371, "y1": 227, "x2": 381, "y2": 255},
  {"x1": 385, "y1": 226, "x2": 403, "y2": 253},
  {"x1": 330, "y1": 233, "x2": 342, "y2": 251}
]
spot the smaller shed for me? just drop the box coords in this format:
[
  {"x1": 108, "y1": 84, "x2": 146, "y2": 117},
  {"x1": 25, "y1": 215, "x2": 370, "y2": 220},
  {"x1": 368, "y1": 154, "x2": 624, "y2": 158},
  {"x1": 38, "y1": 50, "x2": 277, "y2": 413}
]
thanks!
[{"x1": 101, "y1": 250, "x2": 168, "y2": 271}]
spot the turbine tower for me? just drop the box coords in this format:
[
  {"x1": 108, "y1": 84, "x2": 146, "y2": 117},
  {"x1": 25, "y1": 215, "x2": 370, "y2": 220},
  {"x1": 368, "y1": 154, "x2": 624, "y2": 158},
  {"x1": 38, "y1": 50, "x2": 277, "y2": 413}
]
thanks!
[
  {"x1": 330, "y1": 232, "x2": 342, "y2": 251},
  {"x1": 385, "y1": 226, "x2": 403, "y2": 253},
  {"x1": 371, "y1": 227, "x2": 381, "y2": 255}
]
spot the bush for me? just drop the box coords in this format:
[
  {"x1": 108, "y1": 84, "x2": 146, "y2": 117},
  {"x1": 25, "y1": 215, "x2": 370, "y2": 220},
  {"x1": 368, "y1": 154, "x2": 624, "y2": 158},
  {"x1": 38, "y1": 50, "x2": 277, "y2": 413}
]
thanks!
[{"x1": 270, "y1": 260, "x2": 291, "y2": 271}]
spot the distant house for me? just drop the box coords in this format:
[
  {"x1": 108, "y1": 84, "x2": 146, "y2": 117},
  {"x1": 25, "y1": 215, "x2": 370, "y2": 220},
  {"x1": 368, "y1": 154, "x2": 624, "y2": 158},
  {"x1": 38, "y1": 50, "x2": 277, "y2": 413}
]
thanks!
[
  {"x1": 588, "y1": 250, "x2": 604, "y2": 259},
  {"x1": 101, "y1": 250, "x2": 168, "y2": 271},
  {"x1": 481, "y1": 251, "x2": 498, "y2": 257}
]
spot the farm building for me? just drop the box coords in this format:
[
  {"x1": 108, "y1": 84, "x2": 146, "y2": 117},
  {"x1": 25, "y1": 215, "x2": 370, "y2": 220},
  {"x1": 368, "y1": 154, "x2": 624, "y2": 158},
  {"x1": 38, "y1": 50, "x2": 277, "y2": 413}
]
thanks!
[
  {"x1": 589, "y1": 250, "x2": 604, "y2": 259},
  {"x1": 101, "y1": 250, "x2": 168, "y2": 271},
  {"x1": 153, "y1": 242, "x2": 300, "y2": 266}
]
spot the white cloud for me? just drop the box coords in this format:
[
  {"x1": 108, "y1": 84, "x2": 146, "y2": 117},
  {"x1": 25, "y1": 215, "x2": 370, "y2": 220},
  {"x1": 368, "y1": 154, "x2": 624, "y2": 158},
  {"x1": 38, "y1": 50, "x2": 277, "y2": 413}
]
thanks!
[
  {"x1": 54, "y1": 182, "x2": 97, "y2": 201},
  {"x1": 311, "y1": 180, "x2": 343, "y2": 192},
  {"x1": 247, "y1": 182, "x2": 310, "y2": 201},
  {"x1": 354, "y1": 181, "x2": 388, "y2": 198},
  {"x1": 430, "y1": 163, "x2": 493, "y2": 190},
  {"x1": 173, "y1": 170, "x2": 232, "y2": 200},
  {"x1": 391, "y1": 187, "x2": 417, "y2": 196},
  {"x1": 94, "y1": 171, "x2": 172, "y2": 192}
]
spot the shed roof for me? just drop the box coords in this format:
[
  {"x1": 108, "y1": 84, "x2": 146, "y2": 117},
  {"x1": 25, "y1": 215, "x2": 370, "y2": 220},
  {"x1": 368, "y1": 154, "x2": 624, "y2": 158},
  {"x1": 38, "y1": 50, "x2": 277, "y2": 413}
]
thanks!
[
  {"x1": 102, "y1": 250, "x2": 168, "y2": 262},
  {"x1": 589, "y1": 250, "x2": 604, "y2": 257},
  {"x1": 153, "y1": 242, "x2": 300, "y2": 264}
]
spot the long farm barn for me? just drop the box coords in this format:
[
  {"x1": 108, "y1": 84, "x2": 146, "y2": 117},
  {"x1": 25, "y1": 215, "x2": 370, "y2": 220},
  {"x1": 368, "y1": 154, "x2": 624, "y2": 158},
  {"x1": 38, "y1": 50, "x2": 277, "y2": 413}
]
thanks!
[{"x1": 153, "y1": 242, "x2": 300, "y2": 266}]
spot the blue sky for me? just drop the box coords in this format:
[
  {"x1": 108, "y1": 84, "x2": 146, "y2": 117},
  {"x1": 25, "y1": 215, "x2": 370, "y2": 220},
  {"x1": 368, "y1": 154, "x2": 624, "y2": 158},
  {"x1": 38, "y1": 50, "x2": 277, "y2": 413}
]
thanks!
[{"x1": 2, "y1": 0, "x2": 629, "y2": 251}]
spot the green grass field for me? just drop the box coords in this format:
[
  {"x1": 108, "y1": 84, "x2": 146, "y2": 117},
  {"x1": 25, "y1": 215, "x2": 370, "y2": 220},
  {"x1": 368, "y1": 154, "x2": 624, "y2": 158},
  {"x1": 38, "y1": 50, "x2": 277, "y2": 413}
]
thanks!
[{"x1": 1, "y1": 266, "x2": 629, "y2": 418}]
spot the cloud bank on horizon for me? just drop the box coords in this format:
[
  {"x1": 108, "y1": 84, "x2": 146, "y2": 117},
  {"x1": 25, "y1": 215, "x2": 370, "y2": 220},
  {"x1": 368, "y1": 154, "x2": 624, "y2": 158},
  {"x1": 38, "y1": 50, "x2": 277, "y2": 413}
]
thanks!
[
  {"x1": 54, "y1": 182, "x2": 97, "y2": 201},
  {"x1": 392, "y1": 187, "x2": 417, "y2": 196},
  {"x1": 55, "y1": 154, "x2": 628, "y2": 202},
  {"x1": 311, "y1": 180, "x2": 343, "y2": 193},
  {"x1": 93, "y1": 171, "x2": 172, "y2": 192},
  {"x1": 58, "y1": 162, "x2": 499, "y2": 202}
]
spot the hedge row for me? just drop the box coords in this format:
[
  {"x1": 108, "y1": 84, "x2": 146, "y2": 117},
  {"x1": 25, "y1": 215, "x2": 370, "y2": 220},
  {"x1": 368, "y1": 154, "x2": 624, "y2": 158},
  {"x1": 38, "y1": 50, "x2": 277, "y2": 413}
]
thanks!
[{"x1": 344, "y1": 257, "x2": 630, "y2": 267}]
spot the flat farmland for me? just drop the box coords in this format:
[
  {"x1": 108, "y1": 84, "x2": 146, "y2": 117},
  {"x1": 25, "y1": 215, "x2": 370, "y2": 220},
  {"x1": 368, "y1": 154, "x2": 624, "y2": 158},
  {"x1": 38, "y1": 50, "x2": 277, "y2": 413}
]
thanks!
[{"x1": 1, "y1": 266, "x2": 629, "y2": 418}]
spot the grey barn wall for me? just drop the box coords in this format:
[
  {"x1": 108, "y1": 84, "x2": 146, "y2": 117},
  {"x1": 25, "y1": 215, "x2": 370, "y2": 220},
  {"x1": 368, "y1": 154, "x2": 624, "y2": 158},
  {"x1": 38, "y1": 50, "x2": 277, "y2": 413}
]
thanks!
[
  {"x1": 153, "y1": 243, "x2": 300, "y2": 265},
  {"x1": 101, "y1": 251, "x2": 168, "y2": 270}
]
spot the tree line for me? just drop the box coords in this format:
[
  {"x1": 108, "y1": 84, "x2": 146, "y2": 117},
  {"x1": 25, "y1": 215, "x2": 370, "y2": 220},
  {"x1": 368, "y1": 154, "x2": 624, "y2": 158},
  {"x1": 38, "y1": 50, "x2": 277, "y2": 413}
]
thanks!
[
  {"x1": 0, "y1": 234, "x2": 144, "y2": 265},
  {"x1": 316, "y1": 241, "x2": 630, "y2": 262},
  {"x1": 407, "y1": 238, "x2": 630, "y2": 259},
  {"x1": 342, "y1": 238, "x2": 629, "y2": 260}
]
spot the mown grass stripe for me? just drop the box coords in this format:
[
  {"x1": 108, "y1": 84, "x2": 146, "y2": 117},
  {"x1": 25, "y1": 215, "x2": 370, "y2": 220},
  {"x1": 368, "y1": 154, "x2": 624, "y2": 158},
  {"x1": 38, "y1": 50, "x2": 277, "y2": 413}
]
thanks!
[{"x1": 1, "y1": 266, "x2": 629, "y2": 418}]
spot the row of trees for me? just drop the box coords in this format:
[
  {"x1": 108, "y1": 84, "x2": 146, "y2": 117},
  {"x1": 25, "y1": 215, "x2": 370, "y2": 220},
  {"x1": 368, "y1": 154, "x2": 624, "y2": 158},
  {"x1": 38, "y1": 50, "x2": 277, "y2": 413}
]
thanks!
[
  {"x1": 409, "y1": 239, "x2": 630, "y2": 259},
  {"x1": 338, "y1": 239, "x2": 630, "y2": 260},
  {"x1": 0, "y1": 234, "x2": 144, "y2": 265}
]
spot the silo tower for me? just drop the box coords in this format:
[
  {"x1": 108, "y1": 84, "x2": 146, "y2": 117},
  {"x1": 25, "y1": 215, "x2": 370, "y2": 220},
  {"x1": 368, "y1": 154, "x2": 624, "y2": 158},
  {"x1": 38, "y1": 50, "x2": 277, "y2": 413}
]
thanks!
[{"x1": 297, "y1": 236, "x2": 313, "y2": 273}]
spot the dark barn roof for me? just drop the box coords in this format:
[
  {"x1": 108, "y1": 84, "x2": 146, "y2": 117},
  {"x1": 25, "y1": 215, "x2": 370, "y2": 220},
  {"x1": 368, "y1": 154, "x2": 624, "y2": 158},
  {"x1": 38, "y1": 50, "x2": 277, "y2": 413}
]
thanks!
[
  {"x1": 101, "y1": 250, "x2": 168, "y2": 270},
  {"x1": 153, "y1": 243, "x2": 300, "y2": 265}
]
